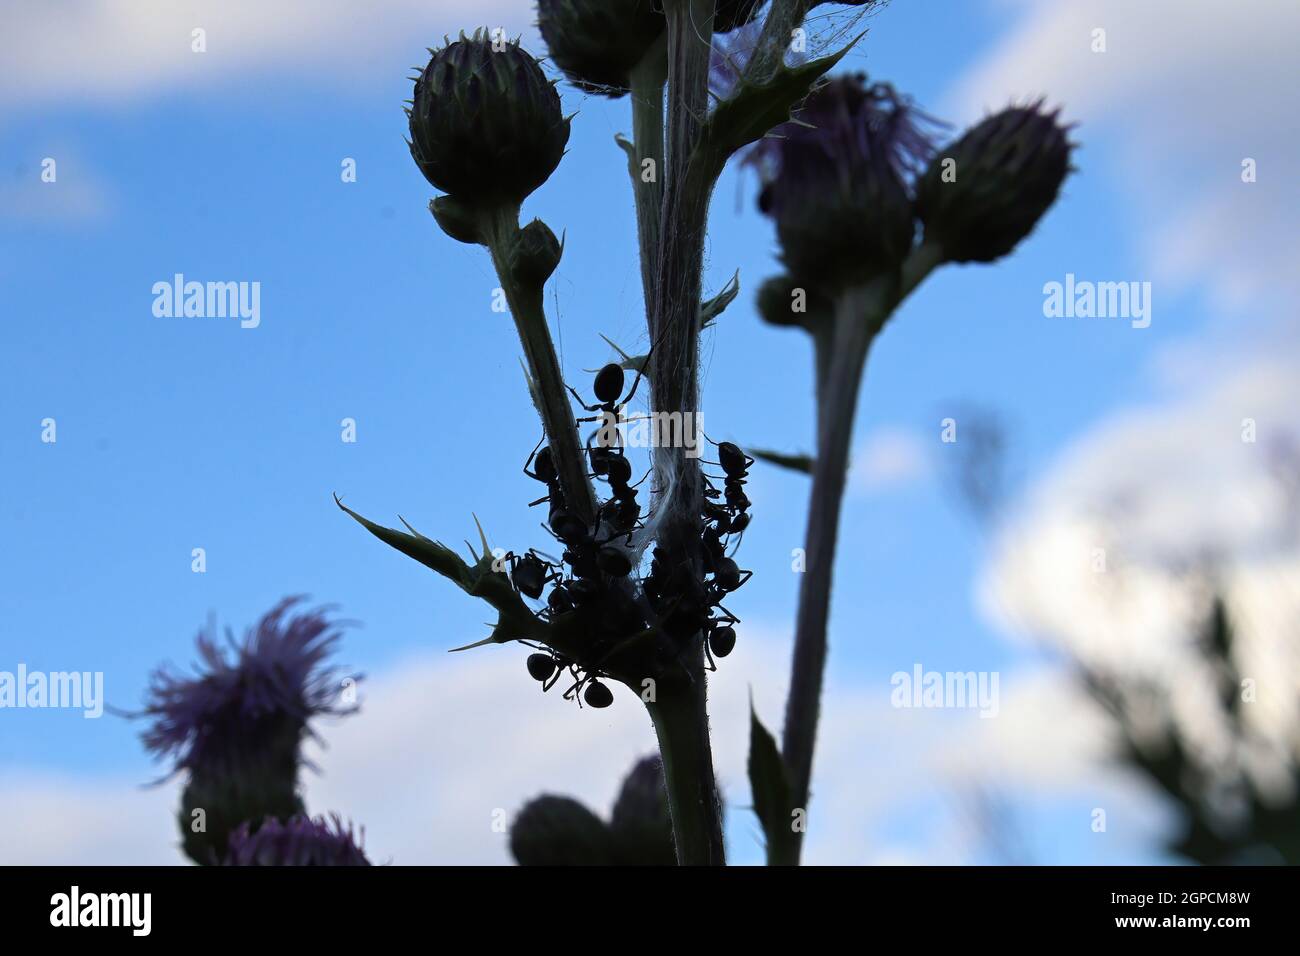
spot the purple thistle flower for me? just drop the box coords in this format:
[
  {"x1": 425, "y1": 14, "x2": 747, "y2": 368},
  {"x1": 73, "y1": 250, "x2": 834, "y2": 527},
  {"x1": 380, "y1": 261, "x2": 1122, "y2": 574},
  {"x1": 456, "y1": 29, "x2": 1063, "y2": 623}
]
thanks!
[
  {"x1": 136, "y1": 597, "x2": 359, "y2": 864},
  {"x1": 755, "y1": 73, "x2": 946, "y2": 286},
  {"x1": 757, "y1": 73, "x2": 945, "y2": 215},
  {"x1": 225, "y1": 814, "x2": 371, "y2": 866},
  {"x1": 140, "y1": 596, "x2": 357, "y2": 779}
]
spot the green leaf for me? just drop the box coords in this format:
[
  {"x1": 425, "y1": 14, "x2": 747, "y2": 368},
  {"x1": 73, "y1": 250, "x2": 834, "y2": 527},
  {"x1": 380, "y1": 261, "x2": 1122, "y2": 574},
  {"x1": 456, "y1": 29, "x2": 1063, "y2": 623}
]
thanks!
[
  {"x1": 748, "y1": 697, "x2": 798, "y2": 866},
  {"x1": 334, "y1": 495, "x2": 547, "y2": 646},
  {"x1": 751, "y1": 447, "x2": 814, "y2": 475},
  {"x1": 700, "y1": 270, "x2": 741, "y2": 329}
]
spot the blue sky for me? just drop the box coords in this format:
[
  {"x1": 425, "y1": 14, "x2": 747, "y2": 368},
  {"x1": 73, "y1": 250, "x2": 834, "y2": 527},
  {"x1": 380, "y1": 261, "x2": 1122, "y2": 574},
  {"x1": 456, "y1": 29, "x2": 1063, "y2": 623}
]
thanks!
[{"x1": 2, "y1": 0, "x2": 1294, "y2": 865}]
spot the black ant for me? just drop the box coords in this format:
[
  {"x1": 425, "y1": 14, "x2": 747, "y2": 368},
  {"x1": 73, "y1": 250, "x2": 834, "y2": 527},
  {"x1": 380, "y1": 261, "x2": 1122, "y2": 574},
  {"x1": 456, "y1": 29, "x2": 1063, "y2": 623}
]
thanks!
[{"x1": 503, "y1": 549, "x2": 562, "y2": 600}]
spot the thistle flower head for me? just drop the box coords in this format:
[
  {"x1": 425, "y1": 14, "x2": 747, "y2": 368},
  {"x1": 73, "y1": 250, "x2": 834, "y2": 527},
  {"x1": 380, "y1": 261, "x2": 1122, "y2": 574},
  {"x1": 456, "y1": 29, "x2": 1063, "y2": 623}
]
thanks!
[
  {"x1": 140, "y1": 597, "x2": 355, "y2": 779},
  {"x1": 225, "y1": 814, "x2": 371, "y2": 866},
  {"x1": 537, "y1": 0, "x2": 664, "y2": 98},
  {"x1": 510, "y1": 795, "x2": 614, "y2": 866},
  {"x1": 757, "y1": 73, "x2": 944, "y2": 287},
  {"x1": 137, "y1": 597, "x2": 358, "y2": 865},
  {"x1": 609, "y1": 755, "x2": 677, "y2": 865},
  {"x1": 409, "y1": 30, "x2": 570, "y2": 206},
  {"x1": 915, "y1": 101, "x2": 1074, "y2": 264}
]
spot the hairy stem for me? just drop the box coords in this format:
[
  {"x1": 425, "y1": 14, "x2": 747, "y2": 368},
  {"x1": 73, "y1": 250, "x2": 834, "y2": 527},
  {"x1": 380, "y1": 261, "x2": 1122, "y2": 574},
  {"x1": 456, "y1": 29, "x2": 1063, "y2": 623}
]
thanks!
[
  {"x1": 646, "y1": 0, "x2": 725, "y2": 866},
  {"x1": 484, "y1": 207, "x2": 597, "y2": 527},
  {"x1": 646, "y1": 679, "x2": 726, "y2": 865},
  {"x1": 629, "y1": 38, "x2": 667, "y2": 315},
  {"x1": 782, "y1": 277, "x2": 889, "y2": 861},
  {"x1": 781, "y1": 244, "x2": 942, "y2": 862}
]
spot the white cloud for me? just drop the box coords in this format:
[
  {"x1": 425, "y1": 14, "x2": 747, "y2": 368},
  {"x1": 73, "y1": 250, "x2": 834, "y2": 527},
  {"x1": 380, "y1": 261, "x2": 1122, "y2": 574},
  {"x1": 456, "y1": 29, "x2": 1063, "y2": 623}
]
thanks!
[
  {"x1": 0, "y1": 0, "x2": 528, "y2": 114},
  {"x1": 0, "y1": 771, "x2": 182, "y2": 865},
  {"x1": 850, "y1": 426, "x2": 931, "y2": 493},
  {"x1": 2, "y1": 626, "x2": 1149, "y2": 865}
]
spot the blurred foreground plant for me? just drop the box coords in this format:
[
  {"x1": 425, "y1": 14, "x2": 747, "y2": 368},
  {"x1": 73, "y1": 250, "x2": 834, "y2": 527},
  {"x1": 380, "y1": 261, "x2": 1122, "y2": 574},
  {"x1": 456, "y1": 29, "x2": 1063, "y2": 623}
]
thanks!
[
  {"x1": 511, "y1": 756, "x2": 689, "y2": 865},
  {"x1": 1086, "y1": 595, "x2": 1300, "y2": 864},
  {"x1": 134, "y1": 597, "x2": 365, "y2": 865}
]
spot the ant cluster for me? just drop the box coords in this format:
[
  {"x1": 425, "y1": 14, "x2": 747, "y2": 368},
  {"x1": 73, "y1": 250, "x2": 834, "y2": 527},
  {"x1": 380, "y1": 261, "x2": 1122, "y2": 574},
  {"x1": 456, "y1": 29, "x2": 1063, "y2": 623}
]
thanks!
[{"x1": 502, "y1": 362, "x2": 753, "y2": 709}]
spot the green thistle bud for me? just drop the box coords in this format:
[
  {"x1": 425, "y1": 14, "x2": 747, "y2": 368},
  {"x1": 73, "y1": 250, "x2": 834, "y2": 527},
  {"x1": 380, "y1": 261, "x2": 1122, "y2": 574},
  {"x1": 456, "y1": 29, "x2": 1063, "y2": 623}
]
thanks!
[
  {"x1": 511, "y1": 219, "x2": 563, "y2": 286},
  {"x1": 537, "y1": 0, "x2": 665, "y2": 98},
  {"x1": 409, "y1": 30, "x2": 571, "y2": 207},
  {"x1": 509, "y1": 795, "x2": 614, "y2": 865},
  {"x1": 915, "y1": 103, "x2": 1074, "y2": 264},
  {"x1": 429, "y1": 196, "x2": 485, "y2": 245},
  {"x1": 609, "y1": 756, "x2": 676, "y2": 865},
  {"x1": 757, "y1": 274, "x2": 832, "y2": 334}
]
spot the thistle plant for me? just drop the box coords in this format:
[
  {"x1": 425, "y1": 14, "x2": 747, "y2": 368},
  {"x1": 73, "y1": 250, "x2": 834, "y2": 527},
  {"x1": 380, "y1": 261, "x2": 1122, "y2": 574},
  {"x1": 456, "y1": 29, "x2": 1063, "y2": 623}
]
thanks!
[
  {"x1": 338, "y1": 1, "x2": 1076, "y2": 865},
  {"x1": 134, "y1": 597, "x2": 362, "y2": 865},
  {"x1": 752, "y1": 82, "x2": 1074, "y2": 861},
  {"x1": 510, "y1": 755, "x2": 684, "y2": 865}
]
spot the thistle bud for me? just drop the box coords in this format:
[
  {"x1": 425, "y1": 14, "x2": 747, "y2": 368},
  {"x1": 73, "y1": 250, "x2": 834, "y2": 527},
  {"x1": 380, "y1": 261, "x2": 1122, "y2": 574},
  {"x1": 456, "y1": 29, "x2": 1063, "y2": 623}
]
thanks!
[
  {"x1": 915, "y1": 103, "x2": 1073, "y2": 264},
  {"x1": 429, "y1": 195, "x2": 484, "y2": 245},
  {"x1": 537, "y1": 0, "x2": 665, "y2": 98},
  {"x1": 757, "y1": 75, "x2": 942, "y2": 289},
  {"x1": 510, "y1": 795, "x2": 614, "y2": 865},
  {"x1": 757, "y1": 274, "x2": 832, "y2": 333},
  {"x1": 409, "y1": 30, "x2": 570, "y2": 206},
  {"x1": 511, "y1": 218, "x2": 563, "y2": 286},
  {"x1": 609, "y1": 756, "x2": 676, "y2": 865}
]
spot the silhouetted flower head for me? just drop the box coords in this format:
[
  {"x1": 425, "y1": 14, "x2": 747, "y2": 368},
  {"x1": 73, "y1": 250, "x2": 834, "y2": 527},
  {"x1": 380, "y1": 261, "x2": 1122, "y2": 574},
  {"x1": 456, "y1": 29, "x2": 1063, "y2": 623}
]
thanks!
[
  {"x1": 225, "y1": 814, "x2": 371, "y2": 866},
  {"x1": 756, "y1": 73, "x2": 944, "y2": 286},
  {"x1": 915, "y1": 101, "x2": 1074, "y2": 264},
  {"x1": 409, "y1": 30, "x2": 570, "y2": 206},
  {"x1": 510, "y1": 754, "x2": 720, "y2": 865},
  {"x1": 140, "y1": 597, "x2": 356, "y2": 779},
  {"x1": 537, "y1": 0, "x2": 664, "y2": 98}
]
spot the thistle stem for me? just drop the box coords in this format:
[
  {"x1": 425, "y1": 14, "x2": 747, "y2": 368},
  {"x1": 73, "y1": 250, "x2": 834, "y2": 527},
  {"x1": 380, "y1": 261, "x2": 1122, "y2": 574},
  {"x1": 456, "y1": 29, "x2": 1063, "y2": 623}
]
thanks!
[
  {"x1": 629, "y1": 39, "x2": 667, "y2": 316},
  {"x1": 483, "y1": 207, "x2": 597, "y2": 527},
  {"x1": 781, "y1": 277, "x2": 889, "y2": 862},
  {"x1": 643, "y1": 0, "x2": 726, "y2": 866},
  {"x1": 781, "y1": 245, "x2": 942, "y2": 863},
  {"x1": 645, "y1": 679, "x2": 725, "y2": 866}
]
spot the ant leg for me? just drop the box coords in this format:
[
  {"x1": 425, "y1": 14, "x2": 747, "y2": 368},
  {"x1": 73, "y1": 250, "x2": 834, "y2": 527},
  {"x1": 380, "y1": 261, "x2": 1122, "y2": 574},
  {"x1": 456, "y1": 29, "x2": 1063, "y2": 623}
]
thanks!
[
  {"x1": 522, "y1": 433, "x2": 547, "y2": 480},
  {"x1": 567, "y1": 386, "x2": 600, "y2": 413},
  {"x1": 703, "y1": 638, "x2": 718, "y2": 673},
  {"x1": 542, "y1": 666, "x2": 562, "y2": 693}
]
